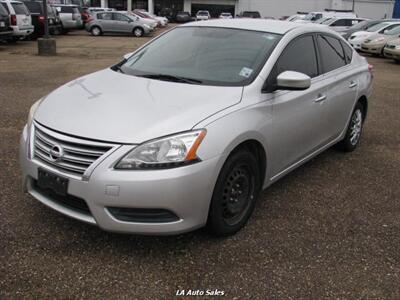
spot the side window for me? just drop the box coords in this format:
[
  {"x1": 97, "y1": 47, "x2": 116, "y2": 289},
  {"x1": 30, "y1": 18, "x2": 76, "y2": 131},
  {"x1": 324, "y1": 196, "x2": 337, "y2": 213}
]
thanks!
[
  {"x1": 341, "y1": 41, "x2": 353, "y2": 64},
  {"x1": 332, "y1": 19, "x2": 347, "y2": 27},
  {"x1": 265, "y1": 35, "x2": 318, "y2": 91},
  {"x1": 98, "y1": 12, "x2": 112, "y2": 20},
  {"x1": 274, "y1": 35, "x2": 319, "y2": 78},
  {"x1": 317, "y1": 35, "x2": 346, "y2": 73},
  {"x1": 113, "y1": 13, "x2": 129, "y2": 22},
  {"x1": 61, "y1": 7, "x2": 74, "y2": 13}
]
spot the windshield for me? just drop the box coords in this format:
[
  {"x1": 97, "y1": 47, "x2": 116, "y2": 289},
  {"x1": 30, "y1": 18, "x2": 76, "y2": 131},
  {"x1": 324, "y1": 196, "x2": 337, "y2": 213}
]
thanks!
[
  {"x1": 384, "y1": 25, "x2": 400, "y2": 35},
  {"x1": 120, "y1": 27, "x2": 281, "y2": 86},
  {"x1": 367, "y1": 22, "x2": 391, "y2": 32},
  {"x1": 349, "y1": 20, "x2": 369, "y2": 30}
]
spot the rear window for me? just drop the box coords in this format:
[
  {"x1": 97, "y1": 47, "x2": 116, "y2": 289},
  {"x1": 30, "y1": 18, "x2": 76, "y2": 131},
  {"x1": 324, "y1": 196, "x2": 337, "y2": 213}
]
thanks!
[
  {"x1": 24, "y1": 1, "x2": 42, "y2": 14},
  {"x1": 12, "y1": 2, "x2": 29, "y2": 15},
  {"x1": 1, "y1": 3, "x2": 9, "y2": 14},
  {"x1": 60, "y1": 6, "x2": 74, "y2": 13}
]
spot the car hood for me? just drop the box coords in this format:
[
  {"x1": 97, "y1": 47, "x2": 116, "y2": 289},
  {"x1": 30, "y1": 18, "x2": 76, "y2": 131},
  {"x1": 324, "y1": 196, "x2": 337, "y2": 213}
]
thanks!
[
  {"x1": 366, "y1": 33, "x2": 398, "y2": 43},
  {"x1": 387, "y1": 37, "x2": 400, "y2": 46},
  {"x1": 351, "y1": 31, "x2": 372, "y2": 37},
  {"x1": 34, "y1": 68, "x2": 243, "y2": 144}
]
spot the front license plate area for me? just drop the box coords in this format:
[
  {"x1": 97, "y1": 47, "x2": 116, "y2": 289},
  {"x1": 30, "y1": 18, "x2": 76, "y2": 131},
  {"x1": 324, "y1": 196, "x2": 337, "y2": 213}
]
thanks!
[{"x1": 37, "y1": 169, "x2": 69, "y2": 196}]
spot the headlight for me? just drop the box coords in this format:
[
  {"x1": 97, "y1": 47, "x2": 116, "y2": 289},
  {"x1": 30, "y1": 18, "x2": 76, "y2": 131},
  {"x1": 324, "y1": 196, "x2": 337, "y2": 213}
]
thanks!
[
  {"x1": 144, "y1": 24, "x2": 150, "y2": 29},
  {"x1": 396, "y1": 45, "x2": 400, "y2": 50},
  {"x1": 115, "y1": 130, "x2": 206, "y2": 170},
  {"x1": 27, "y1": 99, "x2": 42, "y2": 126}
]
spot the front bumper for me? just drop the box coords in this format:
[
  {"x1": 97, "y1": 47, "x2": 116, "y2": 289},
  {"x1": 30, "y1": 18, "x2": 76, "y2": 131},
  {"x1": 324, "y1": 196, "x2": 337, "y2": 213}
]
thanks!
[
  {"x1": 20, "y1": 125, "x2": 224, "y2": 235},
  {"x1": 384, "y1": 48, "x2": 400, "y2": 60},
  {"x1": 361, "y1": 43, "x2": 384, "y2": 54}
]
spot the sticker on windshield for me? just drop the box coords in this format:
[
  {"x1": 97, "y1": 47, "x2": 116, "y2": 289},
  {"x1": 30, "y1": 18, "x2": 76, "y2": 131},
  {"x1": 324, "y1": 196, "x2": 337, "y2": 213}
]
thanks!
[{"x1": 239, "y1": 67, "x2": 254, "y2": 78}]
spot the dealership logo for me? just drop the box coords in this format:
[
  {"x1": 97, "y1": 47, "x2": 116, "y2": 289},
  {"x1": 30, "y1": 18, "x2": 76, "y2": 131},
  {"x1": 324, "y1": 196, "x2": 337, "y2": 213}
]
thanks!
[{"x1": 49, "y1": 144, "x2": 64, "y2": 162}]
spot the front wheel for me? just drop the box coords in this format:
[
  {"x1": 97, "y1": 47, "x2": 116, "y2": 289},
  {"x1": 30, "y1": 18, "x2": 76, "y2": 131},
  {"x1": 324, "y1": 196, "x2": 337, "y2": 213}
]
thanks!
[
  {"x1": 207, "y1": 149, "x2": 261, "y2": 236},
  {"x1": 133, "y1": 27, "x2": 144, "y2": 37},
  {"x1": 337, "y1": 102, "x2": 365, "y2": 152}
]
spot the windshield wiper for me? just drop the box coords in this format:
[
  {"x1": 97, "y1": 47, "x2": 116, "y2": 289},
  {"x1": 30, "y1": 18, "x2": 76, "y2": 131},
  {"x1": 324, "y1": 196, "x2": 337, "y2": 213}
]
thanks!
[
  {"x1": 111, "y1": 64, "x2": 125, "y2": 74},
  {"x1": 138, "y1": 74, "x2": 203, "y2": 84}
]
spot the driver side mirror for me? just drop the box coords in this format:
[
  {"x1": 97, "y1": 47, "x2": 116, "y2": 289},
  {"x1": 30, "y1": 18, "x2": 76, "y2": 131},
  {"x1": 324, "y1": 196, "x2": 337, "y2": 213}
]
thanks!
[
  {"x1": 123, "y1": 52, "x2": 134, "y2": 60},
  {"x1": 276, "y1": 71, "x2": 311, "y2": 91}
]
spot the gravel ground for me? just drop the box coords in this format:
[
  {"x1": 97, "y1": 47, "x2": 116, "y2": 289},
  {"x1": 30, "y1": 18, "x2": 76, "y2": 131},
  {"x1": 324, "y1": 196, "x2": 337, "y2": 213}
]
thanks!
[{"x1": 1, "y1": 27, "x2": 399, "y2": 299}]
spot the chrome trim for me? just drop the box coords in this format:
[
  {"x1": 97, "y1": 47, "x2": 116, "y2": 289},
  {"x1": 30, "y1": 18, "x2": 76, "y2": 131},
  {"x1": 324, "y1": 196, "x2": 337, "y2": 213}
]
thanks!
[{"x1": 32, "y1": 122, "x2": 120, "y2": 180}]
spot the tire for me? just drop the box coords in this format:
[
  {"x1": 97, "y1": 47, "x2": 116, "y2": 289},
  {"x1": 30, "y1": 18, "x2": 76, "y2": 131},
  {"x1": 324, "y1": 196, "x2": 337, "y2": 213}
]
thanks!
[
  {"x1": 337, "y1": 102, "x2": 365, "y2": 152},
  {"x1": 133, "y1": 27, "x2": 144, "y2": 37},
  {"x1": 90, "y1": 26, "x2": 102, "y2": 36},
  {"x1": 207, "y1": 149, "x2": 261, "y2": 236}
]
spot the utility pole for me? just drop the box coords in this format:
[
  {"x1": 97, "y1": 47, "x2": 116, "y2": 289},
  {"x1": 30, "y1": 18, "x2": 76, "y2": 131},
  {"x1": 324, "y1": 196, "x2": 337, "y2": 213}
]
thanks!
[{"x1": 42, "y1": 0, "x2": 49, "y2": 38}]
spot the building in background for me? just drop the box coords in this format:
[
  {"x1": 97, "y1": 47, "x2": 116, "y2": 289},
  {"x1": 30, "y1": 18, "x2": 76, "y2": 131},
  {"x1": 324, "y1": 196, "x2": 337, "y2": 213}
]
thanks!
[{"x1": 98, "y1": 0, "x2": 396, "y2": 20}]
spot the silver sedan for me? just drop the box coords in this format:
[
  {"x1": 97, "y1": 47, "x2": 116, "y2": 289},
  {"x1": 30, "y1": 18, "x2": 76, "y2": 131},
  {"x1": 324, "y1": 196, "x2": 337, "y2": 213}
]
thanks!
[{"x1": 20, "y1": 20, "x2": 373, "y2": 236}]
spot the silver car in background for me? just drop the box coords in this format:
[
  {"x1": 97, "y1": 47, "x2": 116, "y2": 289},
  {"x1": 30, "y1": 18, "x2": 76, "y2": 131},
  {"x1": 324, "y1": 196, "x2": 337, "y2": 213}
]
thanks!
[
  {"x1": 52, "y1": 4, "x2": 82, "y2": 33},
  {"x1": 20, "y1": 20, "x2": 372, "y2": 236},
  {"x1": 86, "y1": 11, "x2": 151, "y2": 37},
  {"x1": 0, "y1": 0, "x2": 33, "y2": 41}
]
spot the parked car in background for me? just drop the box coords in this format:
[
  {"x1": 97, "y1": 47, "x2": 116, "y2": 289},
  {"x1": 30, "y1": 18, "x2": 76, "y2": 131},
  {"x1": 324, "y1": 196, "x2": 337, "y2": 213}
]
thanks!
[
  {"x1": 320, "y1": 17, "x2": 367, "y2": 34},
  {"x1": 299, "y1": 11, "x2": 356, "y2": 23},
  {"x1": 348, "y1": 21, "x2": 400, "y2": 50},
  {"x1": 0, "y1": 3, "x2": 13, "y2": 41},
  {"x1": 196, "y1": 10, "x2": 210, "y2": 21},
  {"x1": 1, "y1": 0, "x2": 33, "y2": 41},
  {"x1": 239, "y1": 11, "x2": 261, "y2": 18},
  {"x1": 128, "y1": 11, "x2": 157, "y2": 30},
  {"x1": 361, "y1": 25, "x2": 400, "y2": 56},
  {"x1": 342, "y1": 19, "x2": 388, "y2": 39},
  {"x1": 135, "y1": 10, "x2": 168, "y2": 27},
  {"x1": 384, "y1": 38, "x2": 400, "y2": 62},
  {"x1": 158, "y1": 7, "x2": 174, "y2": 21},
  {"x1": 52, "y1": 4, "x2": 82, "y2": 33},
  {"x1": 21, "y1": 20, "x2": 372, "y2": 236},
  {"x1": 286, "y1": 13, "x2": 306, "y2": 22},
  {"x1": 86, "y1": 11, "x2": 150, "y2": 37},
  {"x1": 87, "y1": 7, "x2": 114, "y2": 14},
  {"x1": 22, "y1": 0, "x2": 59, "y2": 38},
  {"x1": 175, "y1": 11, "x2": 191, "y2": 23},
  {"x1": 133, "y1": 9, "x2": 162, "y2": 27},
  {"x1": 219, "y1": 12, "x2": 232, "y2": 19}
]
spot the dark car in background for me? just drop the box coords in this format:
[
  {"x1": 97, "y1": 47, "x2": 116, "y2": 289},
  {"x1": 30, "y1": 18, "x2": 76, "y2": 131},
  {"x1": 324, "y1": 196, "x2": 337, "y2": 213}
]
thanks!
[
  {"x1": 22, "y1": 0, "x2": 60, "y2": 37},
  {"x1": 175, "y1": 11, "x2": 192, "y2": 23},
  {"x1": 239, "y1": 11, "x2": 261, "y2": 18},
  {"x1": 0, "y1": 3, "x2": 13, "y2": 41}
]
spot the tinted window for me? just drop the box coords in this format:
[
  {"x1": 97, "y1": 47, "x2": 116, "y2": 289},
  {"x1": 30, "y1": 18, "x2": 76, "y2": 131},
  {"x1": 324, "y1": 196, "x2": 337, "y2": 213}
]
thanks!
[
  {"x1": 1, "y1": 3, "x2": 9, "y2": 14},
  {"x1": 341, "y1": 41, "x2": 353, "y2": 64},
  {"x1": 60, "y1": 6, "x2": 74, "y2": 13},
  {"x1": 24, "y1": 2, "x2": 42, "y2": 14},
  {"x1": 332, "y1": 19, "x2": 347, "y2": 26},
  {"x1": 317, "y1": 35, "x2": 346, "y2": 73},
  {"x1": 12, "y1": 3, "x2": 29, "y2": 15},
  {"x1": 274, "y1": 35, "x2": 319, "y2": 78}
]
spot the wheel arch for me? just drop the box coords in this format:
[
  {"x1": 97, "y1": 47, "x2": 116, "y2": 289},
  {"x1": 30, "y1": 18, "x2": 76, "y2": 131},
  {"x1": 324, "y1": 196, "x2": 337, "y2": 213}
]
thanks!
[{"x1": 357, "y1": 95, "x2": 368, "y2": 121}]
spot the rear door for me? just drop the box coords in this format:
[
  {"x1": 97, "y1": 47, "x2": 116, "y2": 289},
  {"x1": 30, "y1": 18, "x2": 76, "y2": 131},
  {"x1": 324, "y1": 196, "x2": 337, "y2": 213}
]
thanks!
[
  {"x1": 265, "y1": 35, "x2": 331, "y2": 175},
  {"x1": 316, "y1": 34, "x2": 358, "y2": 138}
]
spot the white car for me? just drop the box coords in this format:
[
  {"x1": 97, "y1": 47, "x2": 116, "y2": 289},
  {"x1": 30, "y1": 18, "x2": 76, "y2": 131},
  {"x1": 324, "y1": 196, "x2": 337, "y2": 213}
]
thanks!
[
  {"x1": 196, "y1": 10, "x2": 210, "y2": 21},
  {"x1": 0, "y1": 0, "x2": 33, "y2": 41},
  {"x1": 219, "y1": 12, "x2": 232, "y2": 19},
  {"x1": 286, "y1": 14, "x2": 306, "y2": 22},
  {"x1": 348, "y1": 21, "x2": 400, "y2": 50},
  {"x1": 139, "y1": 10, "x2": 168, "y2": 27},
  {"x1": 128, "y1": 11, "x2": 157, "y2": 30},
  {"x1": 320, "y1": 17, "x2": 367, "y2": 33}
]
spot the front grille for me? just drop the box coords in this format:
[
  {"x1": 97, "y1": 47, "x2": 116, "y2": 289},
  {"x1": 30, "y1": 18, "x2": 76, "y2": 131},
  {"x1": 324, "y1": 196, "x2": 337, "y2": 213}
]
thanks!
[
  {"x1": 32, "y1": 179, "x2": 91, "y2": 216},
  {"x1": 33, "y1": 126, "x2": 113, "y2": 177}
]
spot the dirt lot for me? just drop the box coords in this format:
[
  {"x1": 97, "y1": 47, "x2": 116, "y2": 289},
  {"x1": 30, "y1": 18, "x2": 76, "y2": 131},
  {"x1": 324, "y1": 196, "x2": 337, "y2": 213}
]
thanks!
[{"x1": 1, "y1": 28, "x2": 399, "y2": 299}]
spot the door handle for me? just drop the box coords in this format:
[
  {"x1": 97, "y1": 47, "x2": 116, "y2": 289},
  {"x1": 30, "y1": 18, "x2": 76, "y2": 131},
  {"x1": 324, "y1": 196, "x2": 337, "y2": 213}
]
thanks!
[
  {"x1": 315, "y1": 94, "x2": 327, "y2": 103},
  {"x1": 349, "y1": 81, "x2": 358, "y2": 88}
]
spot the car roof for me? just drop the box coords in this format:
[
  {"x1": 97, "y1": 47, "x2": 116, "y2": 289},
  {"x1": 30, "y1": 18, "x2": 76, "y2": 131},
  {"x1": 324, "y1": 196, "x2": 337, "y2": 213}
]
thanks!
[
  {"x1": 52, "y1": 4, "x2": 78, "y2": 7},
  {"x1": 181, "y1": 19, "x2": 312, "y2": 35}
]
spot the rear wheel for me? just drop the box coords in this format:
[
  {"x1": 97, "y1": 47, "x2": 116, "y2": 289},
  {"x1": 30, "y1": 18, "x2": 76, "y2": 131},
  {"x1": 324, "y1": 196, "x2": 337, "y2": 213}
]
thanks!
[
  {"x1": 337, "y1": 102, "x2": 365, "y2": 152},
  {"x1": 90, "y1": 26, "x2": 102, "y2": 36},
  {"x1": 207, "y1": 149, "x2": 261, "y2": 236},
  {"x1": 133, "y1": 27, "x2": 144, "y2": 37}
]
